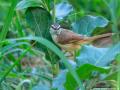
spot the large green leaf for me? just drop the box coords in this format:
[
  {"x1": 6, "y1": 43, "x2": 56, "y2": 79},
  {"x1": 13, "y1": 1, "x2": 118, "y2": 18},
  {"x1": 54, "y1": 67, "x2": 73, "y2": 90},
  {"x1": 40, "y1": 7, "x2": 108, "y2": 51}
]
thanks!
[
  {"x1": 72, "y1": 15, "x2": 109, "y2": 36},
  {"x1": 26, "y1": 7, "x2": 51, "y2": 38},
  {"x1": 33, "y1": 84, "x2": 50, "y2": 90},
  {"x1": 77, "y1": 42, "x2": 120, "y2": 67},
  {"x1": 16, "y1": 0, "x2": 52, "y2": 12},
  {"x1": 55, "y1": 2, "x2": 73, "y2": 19},
  {"x1": 52, "y1": 70, "x2": 67, "y2": 90},
  {"x1": 76, "y1": 45, "x2": 108, "y2": 66},
  {"x1": 104, "y1": 71, "x2": 117, "y2": 80},
  {"x1": 95, "y1": 42, "x2": 120, "y2": 66},
  {"x1": 25, "y1": 7, "x2": 59, "y2": 63},
  {"x1": 16, "y1": 0, "x2": 42, "y2": 10}
]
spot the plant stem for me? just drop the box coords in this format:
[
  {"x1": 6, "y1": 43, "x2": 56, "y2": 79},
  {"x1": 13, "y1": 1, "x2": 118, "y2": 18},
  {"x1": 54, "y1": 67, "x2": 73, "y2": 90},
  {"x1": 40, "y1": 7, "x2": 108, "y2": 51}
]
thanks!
[
  {"x1": 102, "y1": 0, "x2": 119, "y2": 43},
  {"x1": 116, "y1": 54, "x2": 120, "y2": 90},
  {"x1": 0, "y1": 0, "x2": 17, "y2": 47},
  {"x1": 52, "y1": 0, "x2": 56, "y2": 23}
]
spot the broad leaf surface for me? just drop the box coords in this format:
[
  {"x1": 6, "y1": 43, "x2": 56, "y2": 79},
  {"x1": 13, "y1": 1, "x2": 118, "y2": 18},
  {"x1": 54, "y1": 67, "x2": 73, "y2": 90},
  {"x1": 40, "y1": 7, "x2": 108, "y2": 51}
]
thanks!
[
  {"x1": 52, "y1": 70, "x2": 67, "y2": 90},
  {"x1": 55, "y1": 2, "x2": 73, "y2": 19},
  {"x1": 16, "y1": 0, "x2": 42, "y2": 10},
  {"x1": 33, "y1": 84, "x2": 50, "y2": 90},
  {"x1": 77, "y1": 43, "x2": 120, "y2": 66},
  {"x1": 72, "y1": 15, "x2": 109, "y2": 36},
  {"x1": 25, "y1": 7, "x2": 59, "y2": 62},
  {"x1": 76, "y1": 45, "x2": 108, "y2": 66}
]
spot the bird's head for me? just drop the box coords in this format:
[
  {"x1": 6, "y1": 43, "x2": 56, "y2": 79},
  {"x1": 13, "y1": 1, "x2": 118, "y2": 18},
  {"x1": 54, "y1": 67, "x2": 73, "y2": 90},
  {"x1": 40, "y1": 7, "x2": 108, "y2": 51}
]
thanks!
[
  {"x1": 51, "y1": 23, "x2": 61, "y2": 30},
  {"x1": 50, "y1": 23, "x2": 61, "y2": 35}
]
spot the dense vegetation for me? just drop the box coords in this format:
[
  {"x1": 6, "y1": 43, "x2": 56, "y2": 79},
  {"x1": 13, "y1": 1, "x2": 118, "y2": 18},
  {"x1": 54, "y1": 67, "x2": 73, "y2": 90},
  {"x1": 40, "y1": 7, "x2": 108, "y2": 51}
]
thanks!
[{"x1": 0, "y1": 0, "x2": 120, "y2": 90}]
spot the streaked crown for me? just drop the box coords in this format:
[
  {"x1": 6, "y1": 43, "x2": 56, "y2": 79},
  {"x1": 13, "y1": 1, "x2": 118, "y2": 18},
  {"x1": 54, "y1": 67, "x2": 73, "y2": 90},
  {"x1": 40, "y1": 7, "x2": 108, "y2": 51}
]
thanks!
[{"x1": 51, "y1": 23, "x2": 61, "y2": 30}]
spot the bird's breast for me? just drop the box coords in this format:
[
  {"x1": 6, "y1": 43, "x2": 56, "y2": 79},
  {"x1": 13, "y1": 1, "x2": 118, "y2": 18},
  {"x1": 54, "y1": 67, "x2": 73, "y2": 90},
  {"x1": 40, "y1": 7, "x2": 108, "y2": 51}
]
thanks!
[{"x1": 58, "y1": 43, "x2": 81, "y2": 51}]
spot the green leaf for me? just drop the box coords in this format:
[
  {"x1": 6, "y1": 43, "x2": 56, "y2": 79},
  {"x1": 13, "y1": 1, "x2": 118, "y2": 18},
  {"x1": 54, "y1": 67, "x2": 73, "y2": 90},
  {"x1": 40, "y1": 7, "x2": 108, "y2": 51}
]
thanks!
[
  {"x1": 72, "y1": 15, "x2": 109, "y2": 36},
  {"x1": 33, "y1": 84, "x2": 50, "y2": 90},
  {"x1": 25, "y1": 7, "x2": 59, "y2": 63},
  {"x1": 26, "y1": 7, "x2": 51, "y2": 38},
  {"x1": 116, "y1": 53, "x2": 120, "y2": 61},
  {"x1": 77, "y1": 42, "x2": 120, "y2": 67},
  {"x1": 55, "y1": 2, "x2": 73, "y2": 19},
  {"x1": 76, "y1": 64, "x2": 109, "y2": 79},
  {"x1": 76, "y1": 45, "x2": 108, "y2": 66},
  {"x1": 52, "y1": 70, "x2": 67, "y2": 90},
  {"x1": 116, "y1": 53, "x2": 120, "y2": 89},
  {"x1": 64, "y1": 64, "x2": 109, "y2": 90},
  {"x1": 15, "y1": 13, "x2": 25, "y2": 37},
  {"x1": 0, "y1": 0, "x2": 17, "y2": 46},
  {"x1": 16, "y1": 0, "x2": 42, "y2": 10},
  {"x1": 0, "y1": 42, "x2": 30, "y2": 54},
  {"x1": 95, "y1": 42, "x2": 120, "y2": 66},
  {"x1": 104, "y1": 71, "x2": 117, "y2": 80}
]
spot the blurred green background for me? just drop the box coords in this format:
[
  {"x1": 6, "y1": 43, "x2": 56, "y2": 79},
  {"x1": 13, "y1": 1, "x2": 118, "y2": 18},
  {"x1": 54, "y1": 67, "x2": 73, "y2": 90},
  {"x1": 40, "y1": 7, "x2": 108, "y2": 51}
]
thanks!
[{"x1": 0, "y1": 0, "x2": 120, "y2": 90}]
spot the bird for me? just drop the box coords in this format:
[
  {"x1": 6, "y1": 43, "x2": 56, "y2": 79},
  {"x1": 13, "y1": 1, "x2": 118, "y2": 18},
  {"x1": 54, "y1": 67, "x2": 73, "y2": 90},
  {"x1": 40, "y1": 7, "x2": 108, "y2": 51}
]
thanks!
[{"x1": 50, "y1": 23, "x2": 113, "y2": 52}]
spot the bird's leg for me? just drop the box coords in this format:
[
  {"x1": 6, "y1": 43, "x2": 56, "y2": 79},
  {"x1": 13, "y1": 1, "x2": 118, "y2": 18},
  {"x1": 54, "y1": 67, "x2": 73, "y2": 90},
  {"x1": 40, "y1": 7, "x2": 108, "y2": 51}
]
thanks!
[
  {"x1": 64, "y1": 51, "x2": 74, "y2": 60},
  {"x1": 74, "y1": 49, "x2": 81, "y2": 61},
  {"x1": 70, "y1": 51, "x2": 75, "y2": 60},
  {"x1": 61, "y1": 49, "x2": 74, "y2": 60}
]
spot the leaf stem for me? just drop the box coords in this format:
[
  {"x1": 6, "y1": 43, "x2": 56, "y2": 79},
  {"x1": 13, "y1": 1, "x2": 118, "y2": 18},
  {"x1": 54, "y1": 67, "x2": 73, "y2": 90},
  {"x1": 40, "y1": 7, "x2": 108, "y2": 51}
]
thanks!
[{"x1": 52, "y1": 0, "x2": 56, "y2": 23}]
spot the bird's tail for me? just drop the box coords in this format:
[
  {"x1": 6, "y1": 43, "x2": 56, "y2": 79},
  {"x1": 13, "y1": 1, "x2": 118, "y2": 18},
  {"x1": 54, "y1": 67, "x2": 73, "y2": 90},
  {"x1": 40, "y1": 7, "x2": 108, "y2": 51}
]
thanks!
[{"x1": 86, "y1": 33, "x2": 114, "y2": 41}]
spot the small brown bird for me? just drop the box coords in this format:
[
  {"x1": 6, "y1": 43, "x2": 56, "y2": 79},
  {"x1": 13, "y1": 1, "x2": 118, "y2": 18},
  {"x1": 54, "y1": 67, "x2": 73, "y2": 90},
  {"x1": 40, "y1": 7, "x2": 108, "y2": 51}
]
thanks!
[{"x1": 50, "y1": 24, "x2": 113, "y2": 52}]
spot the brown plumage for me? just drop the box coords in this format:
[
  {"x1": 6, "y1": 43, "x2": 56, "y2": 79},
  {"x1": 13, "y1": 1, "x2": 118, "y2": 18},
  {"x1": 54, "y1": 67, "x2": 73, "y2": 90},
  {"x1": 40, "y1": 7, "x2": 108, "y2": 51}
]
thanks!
[
  {"x1": 50, "y1": 24, "x2": 113, "y2": 51},
  {"x1": 57, "y1": 29, "x2": 85, "y2": 44}
]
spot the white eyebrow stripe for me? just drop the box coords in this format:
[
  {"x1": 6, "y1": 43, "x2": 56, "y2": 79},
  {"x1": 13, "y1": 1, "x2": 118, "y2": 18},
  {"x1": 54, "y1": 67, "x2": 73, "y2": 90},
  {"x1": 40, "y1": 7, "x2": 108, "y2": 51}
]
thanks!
[{"x1": 51, "y1": 24, "x2": 61, "y2": 30}]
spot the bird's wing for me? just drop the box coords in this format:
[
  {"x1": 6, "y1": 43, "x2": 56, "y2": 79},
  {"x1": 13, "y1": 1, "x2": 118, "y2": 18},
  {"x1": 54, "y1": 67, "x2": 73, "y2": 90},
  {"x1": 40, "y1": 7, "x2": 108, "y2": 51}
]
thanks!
[
  {"x1": 57, "y1": 29, "x2": 86, "y2": 44},
  {"x1": 56, "y1": 28, "x2": 113, "y2": 45}
]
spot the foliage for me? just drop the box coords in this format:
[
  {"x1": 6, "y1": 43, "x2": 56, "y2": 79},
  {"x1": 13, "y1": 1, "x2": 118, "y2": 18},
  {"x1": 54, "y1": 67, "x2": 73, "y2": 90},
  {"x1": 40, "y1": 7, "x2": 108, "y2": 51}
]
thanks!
[
  {"x1": 0, "y1": 0, "x2": 120, "y2": 90},
  {"x1": 72, "y1": 15, "x2": 109, "y2": 36}
]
